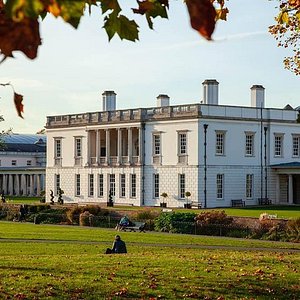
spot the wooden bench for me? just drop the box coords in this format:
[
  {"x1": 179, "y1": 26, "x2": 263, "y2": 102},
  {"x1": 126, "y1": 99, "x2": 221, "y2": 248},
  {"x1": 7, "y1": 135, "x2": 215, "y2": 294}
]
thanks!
[
  {"x1": 119, "y1": 222, "x2": 146, "y2": 233},
  {"x1": 231, "y1": 199, "x2": 245, "y2": 207},
  {"x1": 258, "y1": 198, "x2": 272, "y2": 205},
  {"x1": 191, "y1": 201, "x2": 202, "y2": 209}
]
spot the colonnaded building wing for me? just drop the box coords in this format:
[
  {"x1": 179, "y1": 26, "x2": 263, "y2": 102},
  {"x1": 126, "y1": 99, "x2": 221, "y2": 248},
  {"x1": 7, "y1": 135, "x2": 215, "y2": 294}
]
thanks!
[
  {"x1": 45, "y1": 80, "x2": 300, "y2": 208},
  {"x1": 0, "y1": 134, "x2": 46, "y2": 196}
]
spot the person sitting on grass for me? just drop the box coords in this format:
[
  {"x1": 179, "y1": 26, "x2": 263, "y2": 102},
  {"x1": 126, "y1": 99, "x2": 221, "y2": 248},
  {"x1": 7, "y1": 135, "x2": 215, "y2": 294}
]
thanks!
[{"x1": 106, "y1": 235, "x2": 127, "y2": 254}]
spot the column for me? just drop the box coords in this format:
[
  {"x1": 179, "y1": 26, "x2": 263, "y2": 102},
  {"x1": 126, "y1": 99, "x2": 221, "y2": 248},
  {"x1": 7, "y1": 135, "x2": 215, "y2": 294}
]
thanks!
[
  {"x1": 21, "y1": 174, "x2": 26, "y2": 195},
  {"x1": 117, "y1": 128, "x2": 122, "y2": 165},
  {"x1": 15, "y1": 174, "x2": 20, "y2": 196},
  {"x1": 36, "y1": 175, "x2": 41, "y2": 196},
  {"x1": 275, "y1": 175, "x2": 280, "y2": 204},
  {"x1": 128, "y1": 127, "x2": 132, "y2": 165},
  {"x1": 2, "y1": 174, "x2": 7, "y2": 194},
  {"x1": 8, "y1": 174, "x2": 13, "y2": 196},
  {"x1": 30, "y1": 175, "x2": 34, "y2": 196},
  {"x1": 288, "y1": 174, "x2": 293, "y2": 204},
  {"x1": 138, "y1": 126, "x2": 143, "y2": 164},
  {"x1": 87, "y1": 130, "x2": 90, "y2": 165},
  {"x1": 96, "y1": 129, "x2": 100, "y2": 165},
  {"x1": 105, "y1": 129, "x2": 110, "y2": 165}
]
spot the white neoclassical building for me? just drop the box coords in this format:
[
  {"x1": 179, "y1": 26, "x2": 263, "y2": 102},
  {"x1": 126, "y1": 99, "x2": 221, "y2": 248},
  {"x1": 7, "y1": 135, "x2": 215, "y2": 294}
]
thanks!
[
  {"x1": 45, "y1": 80, "x2": 300, "y2": 207},
  {"x1": 0, "y1": 134, "x2": 46, "y2": 196}
]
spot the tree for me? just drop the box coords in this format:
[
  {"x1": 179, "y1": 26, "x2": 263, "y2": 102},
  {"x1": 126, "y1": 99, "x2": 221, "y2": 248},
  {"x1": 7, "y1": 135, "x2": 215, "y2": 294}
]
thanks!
[{"x1": 0, "y1": 0, "x2": 299, "y2": 76}]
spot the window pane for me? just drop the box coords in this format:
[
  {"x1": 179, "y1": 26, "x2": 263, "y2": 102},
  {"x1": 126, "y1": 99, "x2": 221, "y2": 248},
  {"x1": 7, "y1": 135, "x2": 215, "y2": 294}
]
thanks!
[
  {"x1": 216, "y1": 133, "x2": 224, "y2": 155},
  {"x1": 109, "y1": 174, "x2": 115, "y2": 197},
  {"x1": 179, "y1": 133, "x2": 187, "y2": 155},
  {"x1": 98, "y1": 174, "x2": 103, "y2": 197},
  {"x1": 246, "y1": 174, "x2": 253, "y2": 198},
  {"x1": 131, "y1": 174, "x2": 136, "y2": 198},
  {"x1": 216, "y1": 174, "x2": 223, "y2": 199},
  {"x1": 179, "y1": 174, "x2": 185, "y2": 199},
  {"x1": 245, "y1": 134, "x2": 253, "y2": 156},
  {"x1": 76, "y1": 174, "x2": 80, "y2": 196},
  {"x1": 120, "y1": 174, "x2": 126, "y2": 197},
  {"x1": 89, "y1": 174, "x2": 94, "y2": 197},
  {"x1": 154, "y1": 174, "x2": 159, "y2": 198}
]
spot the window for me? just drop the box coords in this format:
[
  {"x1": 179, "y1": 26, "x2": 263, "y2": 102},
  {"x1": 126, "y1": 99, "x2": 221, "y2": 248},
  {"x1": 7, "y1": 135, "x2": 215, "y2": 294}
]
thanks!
[
  {"x1": 98, "y1": 174, "x2": 104, "y2": 197},
  {"x1": 153, "y1": 174, "x2": 159, "y2": 198},
  {"x1": 179, "y1": 174, "x2": 185, "y2": 199},
  {"x1": 75, "y1": 137, "x2": 82, "y2": 157},
  {"x1": 153, "y1": 134, "x2": 161, "y2": 155},
  {"x1": 88, "y1": 174, "x2": 94, "y2": 197},
  {"x1": 75, "y1": 174, "x2": 80, "y2": 196},
  {"x1": 293, "y1": 136, "x2": 300, "y2": 157},
  {"x1": 130, "y1": 174, "x2": 136, "y2": 198},
  {"x1": 178, "y1": 132, "x2": 187, "y2": 155},
  {"x1": 245, "y1": 133, "x2": 254, "y2": 156},
  {"x1": 54, "y1": 139, "x2": 62, "y2": 158},
  {"x1": 215, "y1": 131, "x2": 225, "y2": 155},
  {"x1": 11, "y1": 160, "x2": 17, "y2": 166},
  {"x1": 274, "y1": 135, "x2": 283, "y2": 157},
  {"x1": 120, "y1": 174, "x2": 126, "y2": 198},
  {"x1": 109, "y1": 174, "x2": 115, "y2": 197},
  {"x1": 216, "y1": 174, "x2": 224, "y2": 199},
  {"x1": 55, "y1": 174, "x2": 60, "y2": 195},
  {"x1": 246, "y1": 174, "x2": 253, "y2": 199},
  {"x1": 27, "y1": 160, "x2": 32, "y2": 166}
]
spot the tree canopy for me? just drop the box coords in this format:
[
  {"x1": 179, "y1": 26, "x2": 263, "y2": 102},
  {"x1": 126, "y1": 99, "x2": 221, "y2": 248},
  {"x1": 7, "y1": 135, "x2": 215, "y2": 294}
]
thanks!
[{"x1": 0, "y1": 1, "x2": 299, "y2": 117}]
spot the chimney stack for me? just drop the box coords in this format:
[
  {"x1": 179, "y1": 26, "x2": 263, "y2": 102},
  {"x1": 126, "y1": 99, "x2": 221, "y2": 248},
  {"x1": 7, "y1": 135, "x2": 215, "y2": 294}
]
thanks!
[
  {"x1": 102, "y1": 91, "x2": 116, "y2": 111},
  {"x1": 250, "y1": 85, "x2": 265, "y2": 108},
  {"x1": 202, "y1": 79, "x2": 219, "y2": 105},
  {"x1": 156, "y1": 94, "x2": 170, "y2": 107}
]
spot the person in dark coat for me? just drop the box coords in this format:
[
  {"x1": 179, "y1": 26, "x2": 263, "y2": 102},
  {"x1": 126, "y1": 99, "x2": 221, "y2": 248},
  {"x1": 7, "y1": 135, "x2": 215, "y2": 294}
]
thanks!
[{"x1": 106, "y1": 235, "x2": 127, "y2": 254}]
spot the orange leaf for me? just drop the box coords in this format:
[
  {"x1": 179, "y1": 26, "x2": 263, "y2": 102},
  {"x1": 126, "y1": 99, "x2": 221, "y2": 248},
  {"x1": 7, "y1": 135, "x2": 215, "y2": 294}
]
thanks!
[
  {"x1": 14, "y1": 92, "x2": 24, "y2": 118},
  {"x1": 186, "y1": 0, "x2": 216, "y2": 40},
  {"x1": 0, "y1": 2, "x2": 41, "y2": 60}
]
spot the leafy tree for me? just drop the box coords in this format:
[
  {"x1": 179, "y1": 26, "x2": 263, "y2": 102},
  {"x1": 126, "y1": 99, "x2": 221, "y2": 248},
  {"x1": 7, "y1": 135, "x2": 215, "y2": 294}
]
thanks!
[{"x1": 0, "y1": 0, "x2": 299, "y2": 76}]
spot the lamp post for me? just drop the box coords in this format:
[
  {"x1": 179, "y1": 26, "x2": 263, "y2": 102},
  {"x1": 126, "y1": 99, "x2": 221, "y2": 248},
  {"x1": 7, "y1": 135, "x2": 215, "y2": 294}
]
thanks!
[{"x1": 203, "y1": 124, "x2": 208, "y2": 208}]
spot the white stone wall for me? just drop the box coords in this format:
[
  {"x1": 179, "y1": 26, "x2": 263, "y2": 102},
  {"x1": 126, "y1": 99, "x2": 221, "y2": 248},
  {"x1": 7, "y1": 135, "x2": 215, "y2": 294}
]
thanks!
[{"x1": 0, "y1": 153, "x2": 39, "y2": 167}]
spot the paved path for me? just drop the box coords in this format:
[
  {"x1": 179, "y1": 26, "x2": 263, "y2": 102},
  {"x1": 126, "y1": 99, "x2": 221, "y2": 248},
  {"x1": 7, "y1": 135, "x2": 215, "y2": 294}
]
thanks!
[{"x1": 0, "y1": 238, "x2": 299, "y2": 253}]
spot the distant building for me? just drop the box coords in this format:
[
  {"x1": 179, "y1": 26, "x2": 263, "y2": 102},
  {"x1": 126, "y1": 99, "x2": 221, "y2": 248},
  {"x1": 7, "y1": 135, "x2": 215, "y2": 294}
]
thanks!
[
  {"x1": 0, "y1": 134, "x2": 46, "y2": 196},
  {"x1": 45, "y1": 80, "x2": 300, "y2": 207}
]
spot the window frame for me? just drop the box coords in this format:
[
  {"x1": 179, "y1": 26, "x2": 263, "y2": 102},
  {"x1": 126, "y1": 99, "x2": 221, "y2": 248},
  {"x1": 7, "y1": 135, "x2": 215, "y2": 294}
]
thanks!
[
  {"x1": 74, "y1": 137, "x2": 82, "y2": 158},
  {"x1": 215, "y1": 131, "x2": 226, "y2": 156},
  {"x1": 153, "y1": 173, "x2": 159, "y2": 198},
  {"x1": 178, "y1": 132, "x2": 187, "y2": 155},
  {"x1": 88, "y1": 174, "x2": 94, "y2": 197},
  {"x1": 109, "y1": 174, "x2": 116, "y2": 197},
  {"x1": 152, "y1": 133, "x2": 161, "y2": 156},
  {"x1": 292, "y1": 135, "x2": 300, "y2": 157},
  {"x1": 55, "y1": 174, "x2": 60, "y2": 196},
  {"x1": 98, "y1": 174, "x2": 104, "y2": 197},
  {"x1": 54, "y1": 138, "x2": 62, "y2": 158},
  {"x1": 120, "y1": 174, "x2": 126, "y2": 198},
  {"x1": 246, "y1": 174, "x2": 253, "y2": 199},
  {"x1": 274, "y1": 134, "x2": 284, "y2": 157},
  {"x1": 130, "y1": 174, "x2": 136, "y2": 198},
  {"x1": 11, "y1": 160, "x2": 17, "y2": 166},
  {"x1": 245, "y1": 132, "x2": 255, "y2": 157},
  {"x1": 179, "y1": 174, "x2": 185, "y2": 199},
  {"x1": 75, "y1": 174, "x2": 81, "y2": 197},
  {"x1": 216, "y1": 174, "x2": 224, "y2": 200}
]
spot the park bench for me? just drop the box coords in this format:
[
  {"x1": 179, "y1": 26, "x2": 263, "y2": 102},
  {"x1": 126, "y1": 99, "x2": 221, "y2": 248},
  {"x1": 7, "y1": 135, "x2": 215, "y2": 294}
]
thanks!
[
  {"x1": 119, "y1": 222, "x2": 146, "y2": 233},
  {"x1": 191, "y1": 201, "x2": 202, "y2": 209},
  {"x1": 258, "y1": 198, "x2": 272, "y2": 205},
  {"x1": 231, "y1": 199, "x2": 245, "y2": 207}
]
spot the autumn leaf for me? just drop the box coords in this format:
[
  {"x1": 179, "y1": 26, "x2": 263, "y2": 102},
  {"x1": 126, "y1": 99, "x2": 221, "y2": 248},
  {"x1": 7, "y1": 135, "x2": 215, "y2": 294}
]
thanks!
[
  {"x1": 186, "y1": 0, "x2": 216, "y2": 40},
  {"x1": 0, "y1": 1, "x2": 41, "y2": 60},
  {"x1": 14, "y1": 92, "x2": 24, "y2": 118}
]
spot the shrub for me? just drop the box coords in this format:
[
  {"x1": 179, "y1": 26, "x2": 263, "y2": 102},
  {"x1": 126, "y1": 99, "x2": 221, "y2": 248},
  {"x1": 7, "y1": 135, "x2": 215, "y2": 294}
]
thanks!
[
  {"x1": 79, "y1": 211, "x2": 93, "y2": 226},
  {"x1": 154, "y1": 212, "x2": 196, "y2": 233},
  {"x1": 195, "y1": 210, "x2": 233, "y2": 225},
  {"x1": 286, "y1": 217, "x2": 300, "y2": 242}
]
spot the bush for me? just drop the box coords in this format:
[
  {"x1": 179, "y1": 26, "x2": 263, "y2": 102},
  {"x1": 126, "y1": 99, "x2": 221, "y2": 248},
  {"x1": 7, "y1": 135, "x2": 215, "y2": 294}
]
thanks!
[
  {"x1": 79, "y1": 211, "x2": 93, "y2": 226},
  {"x1": 286, "y1": 217, "x2": 300, "y2": 242},
  {"x1": 154, "y1": 212, "x2": 196, "y2": 234},
  {"x1": 195, "y1": 210, "x2": 233, "y2": 225}
]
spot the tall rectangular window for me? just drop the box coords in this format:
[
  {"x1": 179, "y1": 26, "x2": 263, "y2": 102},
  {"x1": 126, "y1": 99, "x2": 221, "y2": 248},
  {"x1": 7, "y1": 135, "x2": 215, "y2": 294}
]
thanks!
[
  {"x1": 55, "y1": 174, "x2": 60, "y2": 195},
  {"x1": 293, "y1": 136, "x2": 300, "y2": 157},
  {"x1": 54, "y1": 139, "x2": 61, "y2": 158},
  {"x1": 130, "y1": 174, "x2": 136, "y2": 198},
  {"x1": 109, "y1": 174, "x2": 116, "y2": 197},
  {"x1": 216, "y1": 174, "x2": 224, "y2": 199},
  {"x1": 98, "y1": 174, "x2": 104, "y2": 197},
  {"x1": 75, "y1": 137, "x2": 82, "y2": 157},
  {"x1": 153, "y1": 174, "x2": 159, "y2": 198},
  {"x1": 245, "y1": 133, "x2": 254, "y2": 156},
  {"x1": 75, "y1": 174, "x2": 80, "y2": 196},
  {"x1": 178, "y1": 132, "x2": 187, "y2": 155},
  {"x1": 179, "y1": 174, "x2": 185, "y2": 199},
  {"x1": 215, "y1": 132, "x2": 225, "y2": 155},
  {"x1": 246, "y1": 174, "x2": 253, "y2": 199},
  {"x1": 153, "y1": 134, "x2": 161, "y2": 155},
  {"x1": 88, "y1": 174, "x2": 94, "y2": 197},
  {"x1": 120, "y1": 174, "x2": 126, "y2": 198},
  {"x1": 274, "y1": 135, "x2": 283, "y2": 157}
]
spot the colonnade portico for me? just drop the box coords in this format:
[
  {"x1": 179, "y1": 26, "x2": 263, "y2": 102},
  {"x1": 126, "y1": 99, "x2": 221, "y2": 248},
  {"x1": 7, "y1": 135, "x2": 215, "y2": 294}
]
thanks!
[
  {"x1": 87, "y1": 126, "x2": 143, "y2": 166},
  {"x1": 0, "y1": 173, "x2": 45, "y2": 196}
]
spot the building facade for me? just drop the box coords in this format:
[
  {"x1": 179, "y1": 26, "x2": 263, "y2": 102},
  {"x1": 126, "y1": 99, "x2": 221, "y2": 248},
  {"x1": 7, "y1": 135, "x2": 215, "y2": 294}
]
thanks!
[
  {"x1": 0, "y1": 134, "x2": 46, "y2": 196},
  {"x1": 45, "y1": 81, "x2": 300, "y2": 207}
]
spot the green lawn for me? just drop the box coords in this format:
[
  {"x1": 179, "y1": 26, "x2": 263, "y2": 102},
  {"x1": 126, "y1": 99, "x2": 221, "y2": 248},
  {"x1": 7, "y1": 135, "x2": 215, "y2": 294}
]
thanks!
[{"x1": 0, "y1": 222, "x2": 299, "y2": 299}]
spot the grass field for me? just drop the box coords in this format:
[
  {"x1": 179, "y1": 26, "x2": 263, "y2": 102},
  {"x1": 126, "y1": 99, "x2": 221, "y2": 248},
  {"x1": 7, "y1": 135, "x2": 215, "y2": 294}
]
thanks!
[{"x1": 0, "y1": 222, "x2": 299, "y2": 299}]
